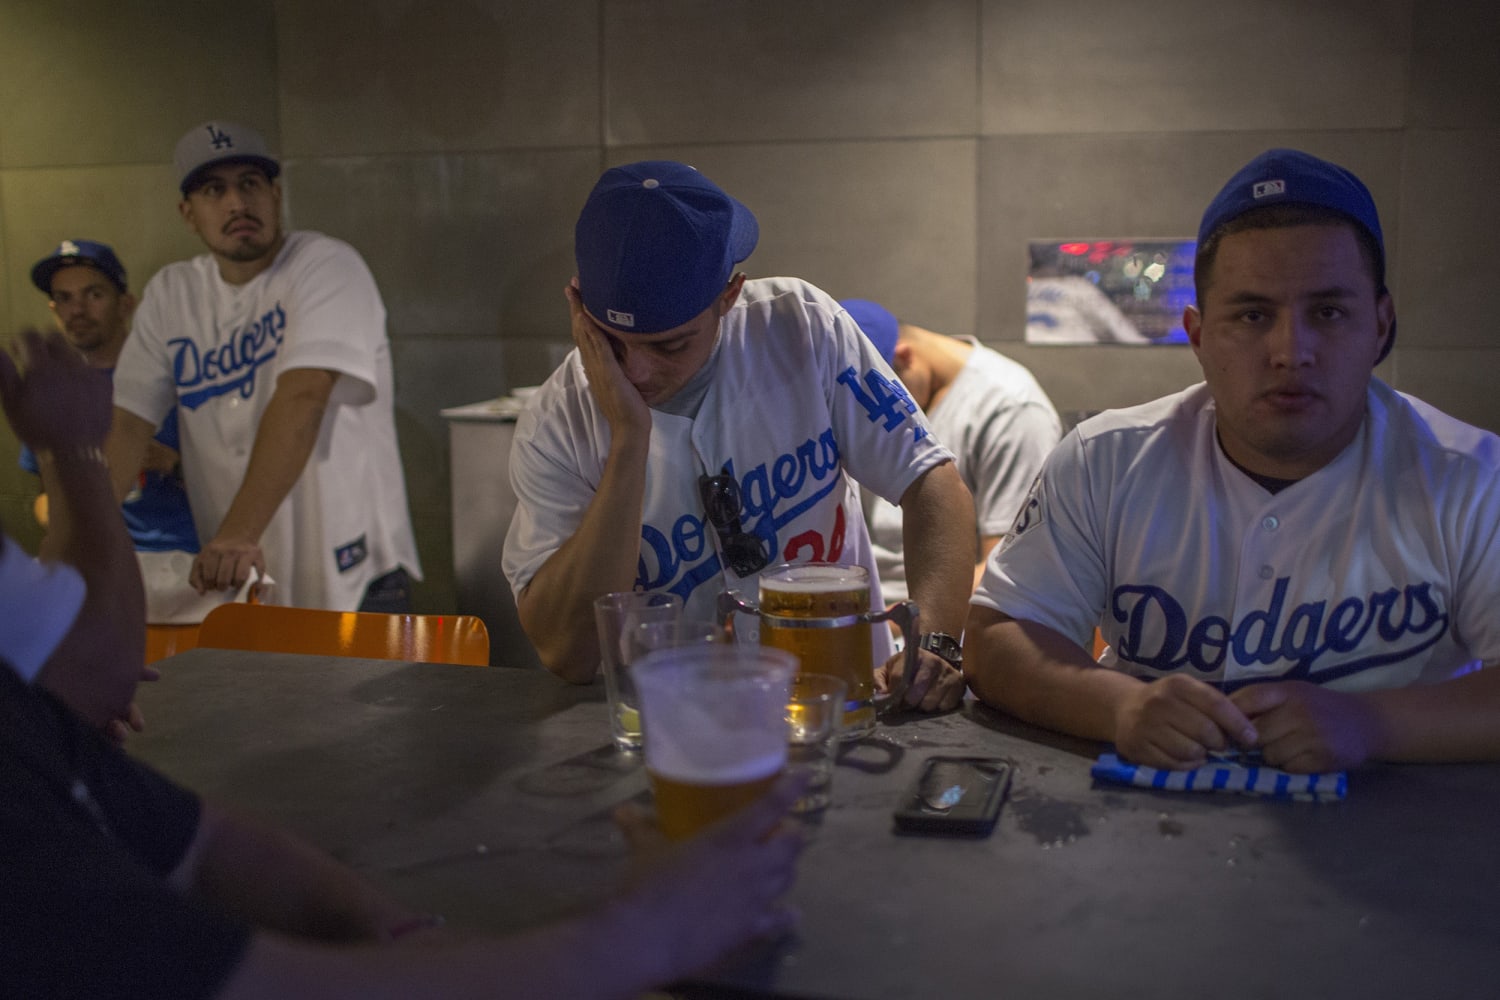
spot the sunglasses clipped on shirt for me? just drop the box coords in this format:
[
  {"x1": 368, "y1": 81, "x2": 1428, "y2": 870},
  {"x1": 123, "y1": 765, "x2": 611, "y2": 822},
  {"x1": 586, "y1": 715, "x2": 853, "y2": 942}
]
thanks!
[{"x1": 698, "y1": 465, "x2": 771, "y2": 577}]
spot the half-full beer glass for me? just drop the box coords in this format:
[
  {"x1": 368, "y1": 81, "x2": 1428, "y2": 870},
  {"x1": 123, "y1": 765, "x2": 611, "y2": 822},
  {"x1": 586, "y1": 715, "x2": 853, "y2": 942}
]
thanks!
[
  {"x1": 632, "y1": 644, "x2": 797, "y2": 841},
  {"x1": 724, "y1": 563, "x2": 918, "y2": 739}
]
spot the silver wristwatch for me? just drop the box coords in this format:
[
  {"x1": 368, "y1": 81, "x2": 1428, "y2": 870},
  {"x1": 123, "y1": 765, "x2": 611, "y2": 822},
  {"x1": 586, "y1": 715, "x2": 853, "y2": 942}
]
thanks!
[{"x1": 917, "y1": 631, "x2": 963, "y2": 669}]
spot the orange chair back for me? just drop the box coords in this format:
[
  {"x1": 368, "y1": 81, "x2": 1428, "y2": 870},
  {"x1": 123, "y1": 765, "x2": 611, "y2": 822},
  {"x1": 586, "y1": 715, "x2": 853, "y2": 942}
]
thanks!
[
  {"x1": 146, "y1": 623, "x2": 201, "y2": 665},
  {"x1": 196, "y1": 604, "x2": 491, "y2": 666}
]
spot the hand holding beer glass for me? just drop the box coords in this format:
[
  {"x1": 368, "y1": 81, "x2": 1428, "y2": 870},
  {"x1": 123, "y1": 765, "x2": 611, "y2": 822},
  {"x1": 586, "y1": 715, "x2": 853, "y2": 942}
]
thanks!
[
  {"x1": 632, "y1": 644, "x2": 798, "y2": 841},
  {"x1": 721, "y1": 563, "x2": 918, "y2": 738}
]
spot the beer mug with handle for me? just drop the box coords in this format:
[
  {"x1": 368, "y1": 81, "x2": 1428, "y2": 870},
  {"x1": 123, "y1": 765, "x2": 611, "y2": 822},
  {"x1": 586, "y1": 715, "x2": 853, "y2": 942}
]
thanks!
[{"x1": 719, "y1": 563, "x2": 918, "y2": 739}]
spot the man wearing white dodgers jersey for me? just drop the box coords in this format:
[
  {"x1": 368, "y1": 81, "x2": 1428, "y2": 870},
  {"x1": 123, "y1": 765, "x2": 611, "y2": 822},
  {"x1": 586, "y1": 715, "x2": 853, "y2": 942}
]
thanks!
[
  {"x1": 503, "y1": 161, "x2": 975, "y2": 710},
  {"x1": 967, "y1": 149, "x2": 1500, "y2": 773},
  {"x1": 105, "y1": 121, "x2": 421, "y2": 611}
]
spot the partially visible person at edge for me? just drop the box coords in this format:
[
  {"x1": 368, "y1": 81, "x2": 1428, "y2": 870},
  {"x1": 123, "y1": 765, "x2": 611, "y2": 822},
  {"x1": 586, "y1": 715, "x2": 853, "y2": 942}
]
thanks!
[
  {"x1": 104, "y1": 120, "x2": 420, "y2": 612},
  {"x1": 21, "y1": 241, "x2": 200, "y2": 611},
  {"x1": 965, "y1": 148, "x2": 1500, "y2": 774},
  {"x1": 0, "y1": 326, "x2": 807, "y2": 1000},
  {"x1": 840, "y1": 298, "x2": 1061, "y2": 599},
  {"x1": 502, "y1": 161, "x2": 976, "y2": 710}
]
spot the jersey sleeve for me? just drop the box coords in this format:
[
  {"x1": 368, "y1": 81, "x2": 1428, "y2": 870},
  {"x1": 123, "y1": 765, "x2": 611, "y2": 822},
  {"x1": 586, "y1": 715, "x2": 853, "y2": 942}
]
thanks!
[
  {"x1": 1443, "y1": 450, "x2": 1500, "y2": 669},
  {"x1": 277, "y1": 238, "x2": 386, "y2": 407},
  {"x1": 501, "y1": 369, "x2": 603, "y2": 598},
  {"x1": 965, "y1": 401, "x2": 1063, "y2": 539},
  {"x1": 111, "y1": 273, "x2": 182, "y2": 427},
  {"x1": 971, "y1": 429, "x2": 1108, "y2": 648},
  {"x1": 822, "y1": 300, "x2": 953, "y2": 506}
]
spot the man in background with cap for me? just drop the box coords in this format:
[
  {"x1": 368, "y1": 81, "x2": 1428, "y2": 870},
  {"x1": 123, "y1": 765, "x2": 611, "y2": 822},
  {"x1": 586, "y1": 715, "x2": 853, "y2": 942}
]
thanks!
[
  {"x1": 839, "y1": 299, "x2": 1061, "y2": 600},
  {"x1": 503, "y1": 161, "x2": 976, "y2": 711},
  {"x1": 103, "y1": 121, "x2": 421, "y2": 612},
  {"x1": 966, "y1": 148, "x2": 1500, "y2": 773},
  {"x1": 22, "y1": 240, "x2": 198, "y2": 559}
]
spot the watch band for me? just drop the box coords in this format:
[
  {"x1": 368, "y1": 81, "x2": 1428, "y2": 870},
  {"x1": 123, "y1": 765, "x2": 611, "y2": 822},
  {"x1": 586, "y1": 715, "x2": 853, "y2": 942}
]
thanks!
[{"x1": 917, "y1": 631, "x2": 963, "y2": 668}]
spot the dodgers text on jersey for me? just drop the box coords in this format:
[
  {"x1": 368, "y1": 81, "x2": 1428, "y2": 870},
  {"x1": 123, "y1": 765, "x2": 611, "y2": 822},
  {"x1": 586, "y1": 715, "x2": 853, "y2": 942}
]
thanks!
[
  {"x1": 637, "y1": 428, "x2": 845, "y2": 601},
  {"x1": 1111, "y1": 575, "x2": 1450, "y2": 688},
  {"x1": 173, "y1": 303, "x2": 286, "y2": 410}
]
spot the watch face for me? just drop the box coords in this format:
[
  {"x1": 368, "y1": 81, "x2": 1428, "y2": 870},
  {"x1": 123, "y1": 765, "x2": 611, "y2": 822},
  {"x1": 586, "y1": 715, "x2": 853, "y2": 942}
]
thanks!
[{"x1": 920, "y1": 633, "x2": 962, "y2": 663}]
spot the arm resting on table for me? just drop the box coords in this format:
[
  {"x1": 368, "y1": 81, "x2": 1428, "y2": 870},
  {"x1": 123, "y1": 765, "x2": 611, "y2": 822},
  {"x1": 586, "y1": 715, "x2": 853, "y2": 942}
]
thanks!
[
  {"x1": 1365, "y1": 665, "x2": 1500, "y2": 761},
  {"x1": 965, "y1": 606, "x2": 1138, "y2": 741},
  {"x1": 174, "y1": 802, "x2": 422, "y2": 943}
]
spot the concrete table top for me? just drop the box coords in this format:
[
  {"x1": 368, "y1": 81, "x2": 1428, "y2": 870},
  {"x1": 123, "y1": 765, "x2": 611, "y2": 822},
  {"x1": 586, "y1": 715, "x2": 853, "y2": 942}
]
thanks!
[{"x1": 131, "y1": 648, "x2": 1500, "y2": 1000}]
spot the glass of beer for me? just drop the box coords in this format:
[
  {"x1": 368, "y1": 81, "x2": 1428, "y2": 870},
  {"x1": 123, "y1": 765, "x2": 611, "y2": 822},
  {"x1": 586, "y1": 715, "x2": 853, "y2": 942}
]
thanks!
[
  {"x1": 594, "y1": 591, "x2": 682, "y2": 751},
  {"x1": 757, "y1": 563, "x2": 880, "y2": 737},
  {"x1": 632, "y1": 644, "x2": 797, "y2": 841}
]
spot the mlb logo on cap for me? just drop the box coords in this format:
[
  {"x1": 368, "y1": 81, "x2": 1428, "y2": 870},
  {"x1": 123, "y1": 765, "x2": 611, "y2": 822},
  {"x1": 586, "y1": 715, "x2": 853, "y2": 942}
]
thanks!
[
  {"x1": 1252, "y1": 179, "x2": 1286, "y2": 199},
  {"x1": 30, "y1": 239, "x2": 128, "y2": 294},
  {"x1": 574, "y1": 161, "x2": 759, "y2": 335},
  {"x1": 174, "y1": 120, "x2": 281, "y2": 195}
]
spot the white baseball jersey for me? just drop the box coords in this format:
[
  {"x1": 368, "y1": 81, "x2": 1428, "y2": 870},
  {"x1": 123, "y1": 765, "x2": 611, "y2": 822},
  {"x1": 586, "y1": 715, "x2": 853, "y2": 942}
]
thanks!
[
  {"x1": 504, "y1": 277, "x2": 955, "y2": 665},
  {"x1": 867, "y1": 337, "x2": 1061, "y2": 602},
  {"x1": 974, "y1": 380, "x2": 1500, "y2": 691},
  {"x1": 112, "y1": 231, "x2": 421, "y2": 611}
]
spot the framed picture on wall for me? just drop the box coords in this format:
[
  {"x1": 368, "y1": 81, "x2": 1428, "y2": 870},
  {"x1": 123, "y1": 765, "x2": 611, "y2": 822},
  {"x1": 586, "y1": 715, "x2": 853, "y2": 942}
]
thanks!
[{"x1": 1026, "y1": 238, "x2": 1195, "y2": 345}]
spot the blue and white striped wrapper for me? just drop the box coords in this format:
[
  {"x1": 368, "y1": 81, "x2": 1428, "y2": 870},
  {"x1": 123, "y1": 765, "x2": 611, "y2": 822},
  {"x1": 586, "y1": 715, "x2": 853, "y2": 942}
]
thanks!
[{"x1": 1090, "y1": 752, "x2": 1347, "y2": 802}]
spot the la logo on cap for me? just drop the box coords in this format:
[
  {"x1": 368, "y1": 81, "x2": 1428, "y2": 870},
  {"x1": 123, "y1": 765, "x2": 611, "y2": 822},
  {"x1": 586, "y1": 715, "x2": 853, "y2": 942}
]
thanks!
[{"x1": 1252, "y1": 179, "x2": 1286, "y2": 199}]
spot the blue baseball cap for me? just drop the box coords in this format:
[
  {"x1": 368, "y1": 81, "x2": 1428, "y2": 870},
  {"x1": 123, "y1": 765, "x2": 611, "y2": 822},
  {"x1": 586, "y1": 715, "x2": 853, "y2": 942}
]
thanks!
[
  {"x1": 575, "y1": 161, "x2": 758, "y2": 334},
  {"x1": 30, "y1": 239, "x2": 127, "y2": 295},
  {"x1": 839, "y1": 299, "x2": 899, "y2": 363},
  {"x1": 1199, "y1": 148, "x2": 1392, "y2": 363},
  {"x1": 174, "y1": 120, "x2": 281, "y2": 195}
]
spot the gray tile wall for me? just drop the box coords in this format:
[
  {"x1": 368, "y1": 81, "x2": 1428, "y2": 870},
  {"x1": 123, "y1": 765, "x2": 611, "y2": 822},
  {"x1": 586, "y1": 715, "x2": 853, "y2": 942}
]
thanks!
[{"x1": 2, "y1": 0, "x2": 1496, "y2": 613}]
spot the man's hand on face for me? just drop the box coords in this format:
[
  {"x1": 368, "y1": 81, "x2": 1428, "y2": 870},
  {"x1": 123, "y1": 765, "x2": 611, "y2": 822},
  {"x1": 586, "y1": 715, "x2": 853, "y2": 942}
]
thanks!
[
  {"x1": 1112, "y1": 673, "x2": 1259, "y2": 771},
  {"x1": 1230, "y1": 681, "x2": 1383, "y2": 773},
  {"x1": 565, "y1": 281, "x2": 652, "y2": 439}
]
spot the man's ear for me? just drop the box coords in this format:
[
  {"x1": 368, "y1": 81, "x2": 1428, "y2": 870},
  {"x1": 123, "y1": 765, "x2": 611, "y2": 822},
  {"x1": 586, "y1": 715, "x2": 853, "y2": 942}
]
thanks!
[
  {"x1": 120, "y1": 292, "x2": 138, "y2": 321},
  {"x1": 718, "y1": 272, "x2": 748, "y2": 314},
  {"x1": 1374, "y1": 289, "x2": 1395, "y2": 360},
  {"x1": 1183, "y1": 305, "x2": 1203, "y2": 353},
  {"x1": 892, "y1": 342, "x2": 914, "y2": 372},
  {"x1": 178, "y1": 198, "x2": 197, "y2": 234}
]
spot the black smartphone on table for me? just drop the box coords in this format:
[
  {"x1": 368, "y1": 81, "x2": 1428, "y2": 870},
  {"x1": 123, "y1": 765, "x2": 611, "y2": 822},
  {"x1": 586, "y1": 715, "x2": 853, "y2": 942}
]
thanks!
[{"x1": 892, "y1": 755, "x2": 1013, "y2": 836}]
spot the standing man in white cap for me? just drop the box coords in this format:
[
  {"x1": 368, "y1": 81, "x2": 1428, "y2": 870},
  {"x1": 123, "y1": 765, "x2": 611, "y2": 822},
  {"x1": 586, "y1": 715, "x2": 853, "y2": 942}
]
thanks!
[
  {"x1": 503, "y1": 161, "x2": 976, "y2": 711},
  {"x1": 104, "y1": 121, "x2": 421, "y2": 612},
  {"x1": 966, "y1": 148, "x2": 1500, "y2": 773}
]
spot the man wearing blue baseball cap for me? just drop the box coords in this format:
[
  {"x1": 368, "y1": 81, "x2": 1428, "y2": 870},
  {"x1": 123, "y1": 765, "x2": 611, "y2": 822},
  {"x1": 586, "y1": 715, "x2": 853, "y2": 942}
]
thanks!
[
  {"x1": 503, "y1": 161, "x2": 977, "y2": 711},
  {"x1": 22, "y1": 240, "x2": 199, "y2": 563},
  {"x1": 967, "y1": 148, "x2": 1500, "y2": 773},
  {"x1": 839, "y1": 298, "x2": 1061, "y2": 602}
]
